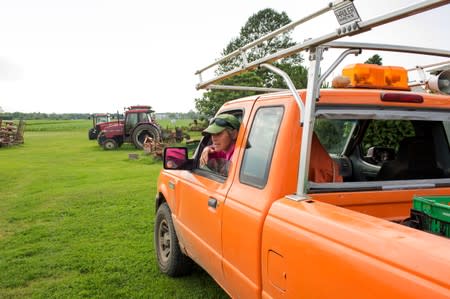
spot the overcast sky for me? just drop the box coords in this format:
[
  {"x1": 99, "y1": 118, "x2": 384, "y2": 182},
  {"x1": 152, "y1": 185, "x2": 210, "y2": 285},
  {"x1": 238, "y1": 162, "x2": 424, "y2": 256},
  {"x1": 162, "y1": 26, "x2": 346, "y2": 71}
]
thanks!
[{"x1": 0, "y1": 0, "x2": 449, "y2": 114}]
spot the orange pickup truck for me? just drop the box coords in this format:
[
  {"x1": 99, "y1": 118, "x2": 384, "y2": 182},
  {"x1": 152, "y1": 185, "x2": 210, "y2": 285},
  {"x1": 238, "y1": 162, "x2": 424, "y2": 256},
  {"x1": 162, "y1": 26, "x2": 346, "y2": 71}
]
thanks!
[
  {"x1": 154, "y1": 1, "x2": 450, "y2": 298},
  {"x1": 155, "y1": 83, "x2": 450, "y2": 298}
]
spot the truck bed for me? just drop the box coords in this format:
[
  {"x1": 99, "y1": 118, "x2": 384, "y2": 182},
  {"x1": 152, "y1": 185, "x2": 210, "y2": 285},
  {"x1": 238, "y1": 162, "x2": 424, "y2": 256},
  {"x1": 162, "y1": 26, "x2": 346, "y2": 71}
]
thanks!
[
  {"x1": 262, "y1": 197, "x2": 450, "y2": 298},
  {"x1": 309, "y1": 181, "x2": 450, "y2": 222}
]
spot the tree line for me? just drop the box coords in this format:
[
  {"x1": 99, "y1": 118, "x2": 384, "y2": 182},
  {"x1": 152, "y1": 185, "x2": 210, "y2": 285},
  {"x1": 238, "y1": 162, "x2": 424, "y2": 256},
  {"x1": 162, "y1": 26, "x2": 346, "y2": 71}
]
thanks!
[
  {"x1": 0, "y1": 112, "x2": 90, "y2": 120},
  {"x1": 0, "y1": 110, "x2": 202, "y2": 121}
]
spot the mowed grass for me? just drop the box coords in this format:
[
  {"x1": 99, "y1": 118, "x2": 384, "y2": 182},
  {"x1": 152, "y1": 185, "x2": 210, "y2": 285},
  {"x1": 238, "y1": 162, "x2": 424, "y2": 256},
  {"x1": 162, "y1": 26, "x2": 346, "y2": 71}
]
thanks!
[
  {"x1": 0, "y1": 120, "x2": 228, "y2": 298},
  {"x1": 23, "y1": 119, "x2": 92, "y2": 132}
]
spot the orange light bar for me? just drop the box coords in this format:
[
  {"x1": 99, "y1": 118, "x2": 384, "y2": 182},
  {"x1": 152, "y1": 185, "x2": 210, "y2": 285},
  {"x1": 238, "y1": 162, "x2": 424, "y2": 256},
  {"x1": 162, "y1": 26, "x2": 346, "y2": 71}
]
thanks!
[{"x1": 342, "y1": 64, "x2": 410, "y2": 91}]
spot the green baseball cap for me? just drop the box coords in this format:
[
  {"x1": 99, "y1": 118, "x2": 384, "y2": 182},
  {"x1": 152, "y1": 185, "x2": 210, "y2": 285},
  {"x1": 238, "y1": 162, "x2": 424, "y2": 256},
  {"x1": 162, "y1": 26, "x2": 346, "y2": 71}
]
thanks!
[{"x1": 202, "y1": 114, "x2": 240, "y2": 135}]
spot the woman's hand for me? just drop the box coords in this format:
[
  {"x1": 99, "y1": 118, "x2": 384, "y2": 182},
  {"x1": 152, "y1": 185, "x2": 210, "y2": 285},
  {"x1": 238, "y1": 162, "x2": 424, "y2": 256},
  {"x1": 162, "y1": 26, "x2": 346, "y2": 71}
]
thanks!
[{"x1": 200, "y1": 146, "x2": 215, "y2": 167}]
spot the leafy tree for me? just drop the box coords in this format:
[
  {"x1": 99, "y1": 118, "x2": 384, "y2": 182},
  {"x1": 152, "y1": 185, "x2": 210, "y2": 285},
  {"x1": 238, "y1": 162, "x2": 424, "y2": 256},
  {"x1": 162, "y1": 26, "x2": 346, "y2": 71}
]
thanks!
[
  {"x1": 195, "y1": 72, "x2": 264, "y2": 117},
  {"x1": 362, "y1": 120, "x2": 414, "y2": 152},
  {"x1": 186, "y1": 110, "x2": 199, "y2": 120},
  {"x1": 195, "y1": 8, "x2": 308, "y2": 117},
  {"x1": 365, "y1": 54, "x2": 383, "y2": 65}
]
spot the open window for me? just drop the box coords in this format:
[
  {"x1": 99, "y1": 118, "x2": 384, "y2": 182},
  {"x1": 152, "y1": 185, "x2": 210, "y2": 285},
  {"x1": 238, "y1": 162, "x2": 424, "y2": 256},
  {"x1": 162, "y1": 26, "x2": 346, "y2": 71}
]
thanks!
[{"x1": 193, "y1": 110, "x2": 244, "y2": 179}]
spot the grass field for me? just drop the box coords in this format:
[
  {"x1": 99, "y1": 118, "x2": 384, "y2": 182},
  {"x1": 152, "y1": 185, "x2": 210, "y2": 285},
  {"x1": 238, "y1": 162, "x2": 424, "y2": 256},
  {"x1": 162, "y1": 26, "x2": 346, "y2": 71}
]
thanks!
[{"x1": 0, "y1": 120, "x2": 227, "y2": 298}]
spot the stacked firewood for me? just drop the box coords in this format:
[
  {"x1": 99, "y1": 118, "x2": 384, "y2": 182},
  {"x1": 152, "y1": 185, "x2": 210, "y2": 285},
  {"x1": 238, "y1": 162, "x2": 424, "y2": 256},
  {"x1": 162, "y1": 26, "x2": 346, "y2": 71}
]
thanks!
[{"x1": 0, "y1": 119, "x2": 25, "y2": 147}]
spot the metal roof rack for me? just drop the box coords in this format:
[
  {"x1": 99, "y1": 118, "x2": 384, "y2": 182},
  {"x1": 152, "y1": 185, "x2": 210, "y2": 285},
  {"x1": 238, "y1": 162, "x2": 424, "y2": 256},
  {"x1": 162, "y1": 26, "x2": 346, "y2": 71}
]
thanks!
[
  {"x1": 408, "y1": 60, "x2": 450, "y2": 86},
  {"x1": 194, "y1": 0, "x2": 450, "y2": 199},
  {"x1": 196, "y1": 0, "x2": 450, "y2": 90}
]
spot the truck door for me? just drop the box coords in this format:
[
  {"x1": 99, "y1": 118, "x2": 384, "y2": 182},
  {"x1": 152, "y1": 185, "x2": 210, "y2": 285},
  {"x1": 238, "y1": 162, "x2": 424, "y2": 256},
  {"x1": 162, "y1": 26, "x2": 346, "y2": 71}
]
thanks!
[
  {"x1": 173, "y1": 102, "x2": 255, "y2": 286},
  {"x1": 220, "y1": 97, "x2": 299, "y2": 297}
]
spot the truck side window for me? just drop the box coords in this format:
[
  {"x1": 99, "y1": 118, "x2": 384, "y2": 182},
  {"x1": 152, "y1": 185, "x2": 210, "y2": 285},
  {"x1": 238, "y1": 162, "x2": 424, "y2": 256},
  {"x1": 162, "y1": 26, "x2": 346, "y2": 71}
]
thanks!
[{"x1": 240, "y1": 106, "x2": 284, "y2": 188}]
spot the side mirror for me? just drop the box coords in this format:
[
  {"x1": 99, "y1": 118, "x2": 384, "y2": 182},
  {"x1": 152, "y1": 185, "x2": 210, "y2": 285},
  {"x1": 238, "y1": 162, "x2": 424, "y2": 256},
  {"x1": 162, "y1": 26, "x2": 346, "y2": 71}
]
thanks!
[
  {"x1": 164, "y1": 147, "x2": 189, "y2": 170},
  {"x1": 366, "y1": 146, "x2": 395, "y2": 164}
]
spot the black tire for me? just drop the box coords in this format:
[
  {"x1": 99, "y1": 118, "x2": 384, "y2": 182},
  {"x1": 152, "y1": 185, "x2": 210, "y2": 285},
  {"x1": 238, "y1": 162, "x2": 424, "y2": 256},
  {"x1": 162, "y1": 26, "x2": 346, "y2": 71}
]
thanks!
[
  {"x1": 103, "y1": 138, "x2": 118, "y2": 150},
  {"x1": 132, "y1": 124, "x2": 160, "y2": 150},
  {"x1": 88, "y1": 128, "x2": 97, "y2": 140},
  {"x1": 154, "y1": 203, "x2": 193, "y2": 277}
]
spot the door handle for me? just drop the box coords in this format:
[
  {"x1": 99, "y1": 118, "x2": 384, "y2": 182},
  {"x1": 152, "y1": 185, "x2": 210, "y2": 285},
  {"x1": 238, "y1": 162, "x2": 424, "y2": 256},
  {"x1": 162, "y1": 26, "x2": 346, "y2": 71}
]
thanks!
[{"x1": 208, "y1": 197, "x2": 218, "y2": 209}]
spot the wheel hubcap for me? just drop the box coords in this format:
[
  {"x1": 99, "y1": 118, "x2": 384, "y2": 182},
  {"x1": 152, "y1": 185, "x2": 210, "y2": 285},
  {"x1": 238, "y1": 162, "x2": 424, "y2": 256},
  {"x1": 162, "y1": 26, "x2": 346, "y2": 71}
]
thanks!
[{"x1": 158, "y1": 219, "x2": 171, "y2": 263}]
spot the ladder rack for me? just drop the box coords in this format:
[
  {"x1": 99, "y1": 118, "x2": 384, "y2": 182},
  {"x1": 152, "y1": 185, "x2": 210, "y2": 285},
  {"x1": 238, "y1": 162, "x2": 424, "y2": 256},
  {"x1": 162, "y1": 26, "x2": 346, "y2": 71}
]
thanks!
[
  {"x1": 194, "y1": 1, "x2": 339, "y2": 77},
  {"x1": 195, "y1": 0, "x2": 450, "y2": 90},
  {"x1": 408, "y1": 60, "x2": 450, "y2": 86},
  {"x1": 205, "y1": 43, "x2": 450, "y2": 92}
]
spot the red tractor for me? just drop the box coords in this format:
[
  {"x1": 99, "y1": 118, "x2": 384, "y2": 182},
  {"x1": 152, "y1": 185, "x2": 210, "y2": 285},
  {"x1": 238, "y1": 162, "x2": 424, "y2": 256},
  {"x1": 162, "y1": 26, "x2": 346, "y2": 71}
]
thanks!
[
  {"x1": 97, "y1": 106, "x2": 161, "y2": 150},
  {"x1": 88, "y1": 113, "x2": 115, "y2": 140}
]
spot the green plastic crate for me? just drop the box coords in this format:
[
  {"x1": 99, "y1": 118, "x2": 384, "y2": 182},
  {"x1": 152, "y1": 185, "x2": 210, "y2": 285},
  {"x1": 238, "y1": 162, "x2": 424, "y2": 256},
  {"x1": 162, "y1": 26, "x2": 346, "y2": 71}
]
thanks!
[{"x1": 412, "y1": 196, "x2": 450, "y2": 237}]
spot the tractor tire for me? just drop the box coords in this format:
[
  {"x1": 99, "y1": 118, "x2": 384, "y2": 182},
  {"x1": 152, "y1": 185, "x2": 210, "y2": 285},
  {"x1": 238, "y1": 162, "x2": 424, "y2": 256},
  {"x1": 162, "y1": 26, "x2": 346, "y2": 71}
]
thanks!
[
  {"x1": 154, "y1": 203, "x2": 193, "y2": 277},
  {"x1": 132, "y1": 124, "x2": 160, "y2": 150},
  {"x1": 88, "y1": 128, "x2": 97, "y2": 140},
  {"x1": 103, "y1": 139, "x2": 118, "y2": 150}
]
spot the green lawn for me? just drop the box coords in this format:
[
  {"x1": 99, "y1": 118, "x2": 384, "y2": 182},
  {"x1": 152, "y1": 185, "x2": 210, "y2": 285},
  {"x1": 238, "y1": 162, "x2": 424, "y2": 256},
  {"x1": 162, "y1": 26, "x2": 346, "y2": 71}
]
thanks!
[
  {"x1": 0, "y1": 122, "x2": 227, "y2": 298},
  {"x1": 22, "y1": 119, "x2": 92, "y2": 132}
]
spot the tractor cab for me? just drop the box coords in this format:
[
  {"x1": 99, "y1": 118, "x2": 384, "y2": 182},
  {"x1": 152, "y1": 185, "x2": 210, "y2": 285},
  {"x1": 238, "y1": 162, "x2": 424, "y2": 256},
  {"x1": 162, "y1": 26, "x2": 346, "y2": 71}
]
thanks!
[
  {"x1": 88, "y1": 113, "x2": 112, "y2": 140},
  {"x1": 94, "y1": 114, "x2": 110, "y2": 125},
  {"x1": 124, "y1": 107, "x2": 154, "y2": 136}
]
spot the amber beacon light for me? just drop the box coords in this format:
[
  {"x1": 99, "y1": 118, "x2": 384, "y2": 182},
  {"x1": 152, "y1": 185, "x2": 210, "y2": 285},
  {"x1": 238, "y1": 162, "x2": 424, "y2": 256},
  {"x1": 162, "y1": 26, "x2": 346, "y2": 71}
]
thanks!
[{"x1": 342, "y1": 64, "x2": 410, "y2": 91}]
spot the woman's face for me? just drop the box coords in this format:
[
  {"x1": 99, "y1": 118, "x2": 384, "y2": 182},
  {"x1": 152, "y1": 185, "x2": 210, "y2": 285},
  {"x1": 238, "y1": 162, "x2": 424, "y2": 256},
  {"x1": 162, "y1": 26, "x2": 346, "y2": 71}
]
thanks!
[{"x1": 211, "y1": 129, "x2": 235, "y2": 152}]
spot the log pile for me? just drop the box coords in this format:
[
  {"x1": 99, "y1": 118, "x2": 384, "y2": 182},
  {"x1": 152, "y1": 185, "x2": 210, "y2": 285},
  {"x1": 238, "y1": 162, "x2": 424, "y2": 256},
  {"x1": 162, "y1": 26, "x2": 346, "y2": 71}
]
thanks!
[{"x1": 0, "y1": 119, "x2": 25, "y2": 147}]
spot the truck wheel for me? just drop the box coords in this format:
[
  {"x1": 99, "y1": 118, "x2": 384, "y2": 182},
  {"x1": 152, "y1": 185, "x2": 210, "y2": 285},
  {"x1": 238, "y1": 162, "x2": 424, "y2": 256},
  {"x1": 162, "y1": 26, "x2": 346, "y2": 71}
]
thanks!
[
  {"x1": 132, "y1": 125, "x2": 160, "y2": 150},
  {"x1": 155, "y1": 203, "x2": 192, "y2": 277},
  {"x1": 103, "y1": 139, "x2": 118, "y2": 150}
]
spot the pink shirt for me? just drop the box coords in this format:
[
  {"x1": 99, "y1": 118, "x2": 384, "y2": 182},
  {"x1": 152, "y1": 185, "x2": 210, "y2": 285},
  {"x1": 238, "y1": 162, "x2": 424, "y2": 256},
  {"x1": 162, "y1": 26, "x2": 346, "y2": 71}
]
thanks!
[{"x1": 208, "y1": 143, "x2": 235, "y2": 161}]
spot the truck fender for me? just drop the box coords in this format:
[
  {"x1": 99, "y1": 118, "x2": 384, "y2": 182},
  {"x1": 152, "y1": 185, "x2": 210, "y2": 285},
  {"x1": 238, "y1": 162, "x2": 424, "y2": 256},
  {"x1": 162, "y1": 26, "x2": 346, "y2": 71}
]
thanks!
[{"x1": 156, "y1": 185, "x2": 169, "y2": 213}]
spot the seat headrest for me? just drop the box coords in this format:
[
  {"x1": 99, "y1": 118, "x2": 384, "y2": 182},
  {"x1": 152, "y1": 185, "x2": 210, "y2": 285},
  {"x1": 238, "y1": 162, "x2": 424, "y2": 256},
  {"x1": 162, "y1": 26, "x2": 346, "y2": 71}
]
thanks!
[{"x1": 397, "y1": 136, "x2": 435, "y2": 168}]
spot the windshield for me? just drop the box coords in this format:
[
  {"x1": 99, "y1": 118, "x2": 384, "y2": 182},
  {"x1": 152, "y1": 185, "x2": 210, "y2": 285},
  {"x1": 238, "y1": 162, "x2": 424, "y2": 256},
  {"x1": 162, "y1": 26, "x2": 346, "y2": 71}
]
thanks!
[{"x1": 96, "y1": 116, "x2": 109, "y2": 123}]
